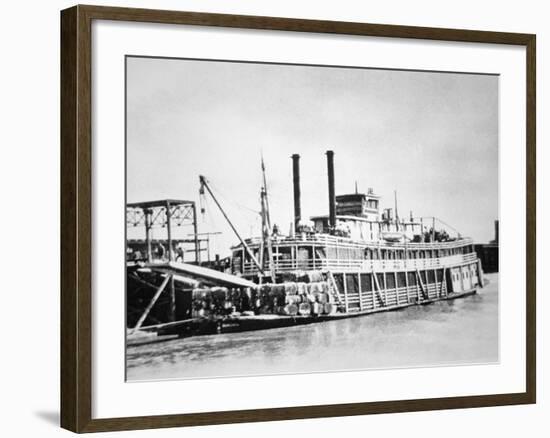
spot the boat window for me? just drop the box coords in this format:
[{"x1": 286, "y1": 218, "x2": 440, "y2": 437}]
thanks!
[
  {"x1": 346, "y1": 274, "x2": 359, "y2": 294},
  {"x1": 427, "y1": 270, "x2": 436, "y2": 284},
  {"x1": 397, "y1": 272, "x2": 406, "y2": 288},
  {"x1": 296, "y1": 246, "x2": 312, "y2": 270},
  {"x1": 420, "y1": 270, "x2": 427, "y2": 284},
  {"x1": 315, "y1": 247, "x2": 326, "y2": 260},
  {"x1": 376, "y1": 273, "x2": 384, "y2": 288},
  {"x1": 278, "y1": 246, "x2": 292, "y2": 261},
  {"x1": 360, "y1": 273, "x2": 372, "y2": 292},
  {"x1": 407, "y1": 272, "x2": 417, "y2": 285},
  {"x1": 232, "y1": 254, "x2": 242, "y2": 273},
  {"x1": 385, "y1": 273, "x2": 396, "y2": 289}
]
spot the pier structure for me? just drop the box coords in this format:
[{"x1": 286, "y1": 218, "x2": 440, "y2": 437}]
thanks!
[{"x1": 126, "y1": 199, "x2": 202, "y2": 264}]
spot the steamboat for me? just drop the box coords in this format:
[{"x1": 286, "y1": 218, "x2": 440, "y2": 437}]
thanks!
[{"x1": 126, "y1": 150, "x2": 484, "y2": 338}]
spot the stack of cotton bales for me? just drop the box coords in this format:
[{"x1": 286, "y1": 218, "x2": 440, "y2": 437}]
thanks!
[
  {"x1": 192, "y1": 287, "x2": 255, "y2": 317},
  {"x1": 255, "y1": 281, "x2": 336, "y2": 316}
]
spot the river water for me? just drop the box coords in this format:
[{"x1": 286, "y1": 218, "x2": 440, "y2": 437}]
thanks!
[{"x1": 126, "y1": 273, "x2": 499, "y2": 381}]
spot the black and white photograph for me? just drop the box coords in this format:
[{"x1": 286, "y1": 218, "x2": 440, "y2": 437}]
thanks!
[{"x1": 125, "y1": 56, "x2": 499, "y2": 382}]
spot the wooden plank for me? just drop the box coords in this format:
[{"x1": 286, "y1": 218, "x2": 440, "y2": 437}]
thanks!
[
  {"x1": 416, "y1": 269, "x2": 428, "y2": 300},
  {"x1": 326, "y1": 271, "x2": 344, "y2": 306},
  {"x1": 372, "y1": 270, "x2": 386, "y2": 307},
  {"x1": 149, "y1": 261, "x2": 256, "y2": 288}
]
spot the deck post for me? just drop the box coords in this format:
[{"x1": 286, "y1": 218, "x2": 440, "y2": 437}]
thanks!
[
  {"x1": 372, "y1": 270, "x2": 386, "y2": 307},
  {"x1": 370, "y1": 269, "x2": 376, "y2": 309},
  {"x1": 405, "y1": 270, "x2": 410, "y2": 303},
  {"x1": 169, "y1": 274, "x2": 176, "y2": 322},
  {"x1": 166, "y1": 200, "x2": 173, "y2": 262},
  {"x1": 416, "y1": 269, "x2": 428, "y2": 300},
  {"x1": 144, "y1": 208, "x2": 152, "y2": 263},
  {"x1": 192, "y1": 202, "x2": 200, "y2": 264},
  {"x1": 383, "y1": 272, "x2": 388, "y2": 304},
  {"x1": 357, "y1": 272, "x2": 363, "y2": 311},
  {"x1": 394, "y1": 271, "x2": 399, "y2": 305},
  {"x1": 441, "y1": 268, "x2": 447, "y2": 296},
  {"x1": 342, "y1": 273, "x2": 349, "y2": 313}
]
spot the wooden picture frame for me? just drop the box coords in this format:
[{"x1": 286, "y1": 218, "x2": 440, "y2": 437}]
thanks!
[{"x1": 61, "y1": 4, "x2": 536, "y2": 433}]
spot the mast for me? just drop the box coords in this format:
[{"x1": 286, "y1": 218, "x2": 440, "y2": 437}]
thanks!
[
  {"x1": 394, "y1": 190, "x2": 399, "y2": 231},
  {"x1": 260, "y1": 158, "x2": 275, "y2": 280},
  {"x1": 199, "y1": 175, "x2": 264, "y2": 274},
  {"x1": 261, "y1": 153, "x2": 271, "y2": 230}
]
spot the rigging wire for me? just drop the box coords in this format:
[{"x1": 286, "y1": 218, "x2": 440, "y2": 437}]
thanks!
[
  {"x1": 418, "y1": 216, "x2": 462, "y2": 236},
  {"x1": 207, "y1": 177, "x2": 260, "y2": 216}
]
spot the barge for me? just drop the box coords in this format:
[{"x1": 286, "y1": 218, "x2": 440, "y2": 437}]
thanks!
[{"x1": 126, "y1": 150, "x2": 484, "y2": 338}]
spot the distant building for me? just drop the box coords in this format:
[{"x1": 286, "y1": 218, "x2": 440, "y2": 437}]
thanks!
[{"x1": 475, "y1": 220, "x2": 499, "y2": 273}]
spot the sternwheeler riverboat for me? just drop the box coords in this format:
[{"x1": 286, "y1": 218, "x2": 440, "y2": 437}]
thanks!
[{"x1": 126, "y1": 150, "x2": 484, "y2": 339}]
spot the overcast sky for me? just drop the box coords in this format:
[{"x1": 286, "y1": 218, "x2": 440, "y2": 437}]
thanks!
[{"x1": 126, "y1": 56, "x2": 498, "y2": 257}]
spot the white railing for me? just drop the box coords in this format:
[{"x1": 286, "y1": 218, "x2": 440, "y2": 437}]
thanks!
[
  {"x1": 234, "y1": 234, "x2": 474, "y2": 252},
  {"x1": 241, "y1": 252, "x2": 478, "y2": 275}
]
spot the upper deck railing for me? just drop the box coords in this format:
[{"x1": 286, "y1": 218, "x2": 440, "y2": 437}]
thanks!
[
  {"x1": 233, "y1": 233, "x2": 474, "y2": 252},
  {"x1": 240, "y1": 252, "x2": 478, "y2": 275}
]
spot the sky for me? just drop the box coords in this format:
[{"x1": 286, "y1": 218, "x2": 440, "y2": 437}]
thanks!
[{"x1": 126, "y1": 56, "x2": 498, "y2": 257}]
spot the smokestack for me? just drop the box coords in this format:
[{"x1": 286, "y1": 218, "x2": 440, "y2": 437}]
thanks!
[
  {"x1": 326, "y1": 150, "x2": 336, "y2": 232},
  {"x1": 291, "y1": 154, "x2": 301, "y2": 232}
]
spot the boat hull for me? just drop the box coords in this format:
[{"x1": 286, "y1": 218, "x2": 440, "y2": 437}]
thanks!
[{"x1": 152, "y1": 288, "x2": 477, "y2": 339}]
